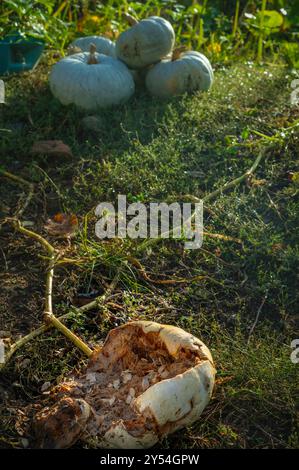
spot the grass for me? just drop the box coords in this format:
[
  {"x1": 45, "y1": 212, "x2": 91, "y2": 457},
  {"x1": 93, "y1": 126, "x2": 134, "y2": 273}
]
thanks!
[{"x1": 0, "y1": 54, "x2": 299, "y2": 448}]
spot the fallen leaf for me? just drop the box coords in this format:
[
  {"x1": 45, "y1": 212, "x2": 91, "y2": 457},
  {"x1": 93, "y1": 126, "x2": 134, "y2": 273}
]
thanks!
[
  {"x1": 290, "y1": 172, "x2": 299, "y2": 186},
  {"x1": 72, "y1": 290, "x2": 102, "y2": 307},
  {"x1": 271, "y1": 243, "x2": 285, "y2": 253},
  {"x1": 31, "y1": 140, "x2": 73, "y2": 158},
  {"x1": 44, "y1": 213, "x2": 78, "y2": 238},
  {"x1": 215, "y1": 375, "x2": 234, "y2": 385}
]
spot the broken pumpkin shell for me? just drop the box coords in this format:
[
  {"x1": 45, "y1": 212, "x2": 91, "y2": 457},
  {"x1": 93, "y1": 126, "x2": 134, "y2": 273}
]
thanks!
[
  {"x1": 32, "y1": 321, "x2": 215, "y2": 449},
  {"x1": 33, "y1": 397, "x2": 91, "y2": 449}
]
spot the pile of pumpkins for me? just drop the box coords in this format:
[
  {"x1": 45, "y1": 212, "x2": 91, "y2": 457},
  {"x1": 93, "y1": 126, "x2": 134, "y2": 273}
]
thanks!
[{"x1": 49, "y1": 14, "x2": 214, "y2": 111}]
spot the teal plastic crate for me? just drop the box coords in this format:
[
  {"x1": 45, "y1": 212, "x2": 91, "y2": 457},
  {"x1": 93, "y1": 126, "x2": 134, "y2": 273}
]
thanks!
[{"x1": 0, "y1": 33, "x2": 44, "y2": 75}]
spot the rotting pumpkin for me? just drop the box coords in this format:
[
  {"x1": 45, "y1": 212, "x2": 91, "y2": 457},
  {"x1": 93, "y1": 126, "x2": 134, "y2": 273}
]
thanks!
[
  {"x1": 32, "y1": 321, "x2": 216, "y2": 449},
  {"x1": 49, "y1": 44, "x2": 135, "y2": 110}
]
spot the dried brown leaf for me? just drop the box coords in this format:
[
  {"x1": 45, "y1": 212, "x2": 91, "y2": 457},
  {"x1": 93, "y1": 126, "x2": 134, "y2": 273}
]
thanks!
[{"x1": 44, "y1": 213, "x2": 78, "y2": 238}]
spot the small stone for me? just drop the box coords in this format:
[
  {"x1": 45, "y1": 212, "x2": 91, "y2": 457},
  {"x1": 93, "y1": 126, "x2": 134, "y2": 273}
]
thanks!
[
  {"x1": 141, "y1": 376, "x2": 150, "y2": 391},
  {"x1": 20, "y1": 358, "x2": 30, "y2": 369},
  {"x1": 21, "y1": 438, "x2": 29, "y2": 448},
  {"x1": 81, "y1": 115, "x2": 104, "y2": 133},
  {"x1": 109, "y1": 396, "x2": 116, "y2": 406},
  {"x1": 94, "y1": 372, "x2": 106, "y2": 385},
  {"x1": 40, "y1": 381, "x2": 51, "y2": 392},
  {"x1": 113, "y1": 379, "x2": 120, "y2": 389},
  {"x1": 146, "y1": 371, "x2": 156, "y2": 381},
  {"x1": 150, "y1": 373, "x2": 158, "y2": 384},
  {"x1": 0, "y1": 331, "x2": 10, "y2": 338},
  {"x1": 125, "y1": 394, "x2": 132, "y2": 405},
  {"x1": 101, "y1": 398, "x2": 112, "y2": 405},
  {"x1": 95, "y1": 414, "x2": 104, "y2": 427},
  {"x1": 161, "y1": 370, "x2": 169, "y2": 379},
  {"x1": 86, "y1": 373, "x2": 97, "y2": 384},
  {"x1": 121, "y1": 371, "x2": 132, "y2": 384}
]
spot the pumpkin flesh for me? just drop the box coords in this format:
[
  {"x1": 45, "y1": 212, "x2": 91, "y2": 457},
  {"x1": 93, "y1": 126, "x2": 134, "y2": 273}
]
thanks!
[{"x1": 32, "y1": 321, "x2": 215, "y2": 449}]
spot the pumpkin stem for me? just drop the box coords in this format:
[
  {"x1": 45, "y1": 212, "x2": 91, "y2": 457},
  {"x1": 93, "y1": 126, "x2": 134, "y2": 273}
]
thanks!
[
  {"x1": 123, "y1": 13, "x2": 138, "y2": 26},
  {"x1": 87, "y1": 43, "x2": 99, "y2": 64},
  {"x1": 172, "y1": 46, "x2": 188, "y2": 61}
]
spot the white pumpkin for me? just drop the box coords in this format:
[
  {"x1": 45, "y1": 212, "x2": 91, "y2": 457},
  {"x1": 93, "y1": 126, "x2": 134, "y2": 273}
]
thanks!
[
  {"x1": 145, "y1": 49, "x2": 214, "y2": 98},
  {"x1": 49, "y1": 45, "x2": 135, "y2": 110},
  {"x1": 33, "y1": 321, "x2": 216, "y2": 449},
  {"x1": 116, "y1": 15, "x2": 175, "y2": 69},
  {"x1": 70, "y1": 36, "x2": 116, "y2": 57}
]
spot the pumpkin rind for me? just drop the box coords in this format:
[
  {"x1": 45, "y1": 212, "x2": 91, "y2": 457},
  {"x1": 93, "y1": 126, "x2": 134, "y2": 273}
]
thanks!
[
  {"x1": 70, "y1": 36, "x2": 116, "y2": 57},
  {"x1": 145, "y1": 51, "x2": 214, "y2": 98},
  {"x1": 49, "y1": 52, "x2": 135, "y2": 110},
  {"x1": 33, "y1": 321, "x2": 215, "y2": 449},
  {"x1": 97, "y1": 321, "x2": 215, "y2": 449},
  {"x1": 116, "y1": 16, "x2": 175, "y2": 69}
]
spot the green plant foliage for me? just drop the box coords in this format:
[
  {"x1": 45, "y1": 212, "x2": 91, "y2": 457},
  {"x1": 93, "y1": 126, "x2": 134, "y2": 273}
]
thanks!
[
  {"x1": 0, "y1": 1, "x2": 298, "y2": 65},
  {"x1": 245, "y1": 10, "x2": 284, "y2": 37}
]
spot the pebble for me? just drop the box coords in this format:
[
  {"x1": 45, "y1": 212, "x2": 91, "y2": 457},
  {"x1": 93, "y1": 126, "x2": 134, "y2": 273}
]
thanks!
[
  {"x1": 141, "y1": 376, "x2": 150, "y2": 391},
  {"x1": 121, "y1": 370, "x2": 132, "y2": 384},
  {"x1": 21, "y1": 438, "x2": 29, "y2": 448},
  {"x1": 0, "y1": 331, "x2": 10, "y2": 338},
  {"x1": 40, "y1": 381, "x2": 51, "y2": 392},
  {"x1": 113, "y1": 379, "x2": 120, "y2": 389},
  {"x1": 86, "y1": 372, "x2": 97, "y2": 384},
  {"x1": 81, "y1": 115, "x2": 104, "y2": 133},
  {"x1": 126, "y1": 394, "x2": 132, "y2": 405},
  {"x1": 109, "y1": 396, "x2": 116, "y2": 406}
]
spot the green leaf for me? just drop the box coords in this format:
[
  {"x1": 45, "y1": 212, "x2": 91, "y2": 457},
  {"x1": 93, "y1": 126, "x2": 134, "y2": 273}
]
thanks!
[
  {"x1": 241, "y1": 128, "x2": 249, "y2": 140},
  {"x1": 256, "y1": 9, "x2": 284, "y2": 32}
]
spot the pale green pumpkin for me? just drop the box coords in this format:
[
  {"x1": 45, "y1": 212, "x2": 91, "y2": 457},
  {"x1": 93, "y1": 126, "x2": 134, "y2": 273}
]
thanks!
[
  {"x1": 70, "y1": 36, "x2": 116, "y2": 57},
  {"x1": 145, "y1": 49, "x2": 214, "y2": 98},
  {"x1": 116, "y1": 15, "x2": 175, "y2": 69},
  {"x1": 49, "y1": 45, "x2": 135, "y2": 110}
]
